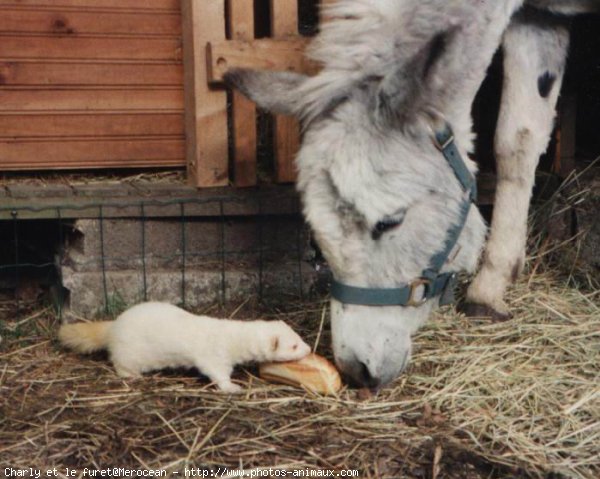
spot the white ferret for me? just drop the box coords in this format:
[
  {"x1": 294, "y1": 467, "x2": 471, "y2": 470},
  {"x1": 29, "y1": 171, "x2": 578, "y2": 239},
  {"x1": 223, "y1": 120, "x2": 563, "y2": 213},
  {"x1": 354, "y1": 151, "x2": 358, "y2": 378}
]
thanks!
[{"x1": 58, "y1": 302, "x2": 311, "y2": 392}]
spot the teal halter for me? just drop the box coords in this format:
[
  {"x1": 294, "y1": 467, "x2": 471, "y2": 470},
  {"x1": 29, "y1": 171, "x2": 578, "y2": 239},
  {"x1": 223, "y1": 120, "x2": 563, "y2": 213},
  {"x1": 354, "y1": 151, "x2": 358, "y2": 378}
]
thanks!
[{"x1": 330, "y1": 122, "x2": 477, "y2": 307}]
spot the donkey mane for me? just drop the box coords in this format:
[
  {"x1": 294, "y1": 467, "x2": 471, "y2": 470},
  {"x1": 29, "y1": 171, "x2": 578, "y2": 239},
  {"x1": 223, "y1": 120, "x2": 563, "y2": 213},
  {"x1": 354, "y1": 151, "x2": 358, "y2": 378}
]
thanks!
[{"x1": 296, "y1": 0, "x2": 480, "y2": 124}]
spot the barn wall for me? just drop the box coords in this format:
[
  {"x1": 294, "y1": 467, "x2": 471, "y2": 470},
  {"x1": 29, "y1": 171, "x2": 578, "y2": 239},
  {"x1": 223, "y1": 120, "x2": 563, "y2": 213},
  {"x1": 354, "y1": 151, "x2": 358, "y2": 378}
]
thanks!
[{"x1": 0, "y1": 0, "x2": 185, "y2": 170}]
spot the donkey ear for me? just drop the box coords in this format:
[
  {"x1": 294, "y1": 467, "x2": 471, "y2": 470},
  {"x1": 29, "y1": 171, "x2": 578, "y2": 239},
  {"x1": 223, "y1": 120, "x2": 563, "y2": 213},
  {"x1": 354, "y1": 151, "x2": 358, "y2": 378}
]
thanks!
[
  {"x1": 375, "y1": 29, "x2": 456, "y2": 127},
  {"x1": 223, "y1": 68, "x2": 309, "y2": 117}
]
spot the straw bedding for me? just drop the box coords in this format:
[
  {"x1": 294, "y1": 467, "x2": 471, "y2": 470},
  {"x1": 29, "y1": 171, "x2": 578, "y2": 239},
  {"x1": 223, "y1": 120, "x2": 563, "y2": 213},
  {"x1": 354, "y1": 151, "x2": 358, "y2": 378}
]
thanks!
[{"x1": 0, "y1": 271, "x2": 598, "y2": 478}]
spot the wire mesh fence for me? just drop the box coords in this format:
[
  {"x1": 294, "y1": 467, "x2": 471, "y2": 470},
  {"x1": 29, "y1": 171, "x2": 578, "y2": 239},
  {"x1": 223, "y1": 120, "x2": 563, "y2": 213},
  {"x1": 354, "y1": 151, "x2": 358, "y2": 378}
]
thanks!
[{"x1": 0, "y1": 192, "x2": 320, "y2": 319}]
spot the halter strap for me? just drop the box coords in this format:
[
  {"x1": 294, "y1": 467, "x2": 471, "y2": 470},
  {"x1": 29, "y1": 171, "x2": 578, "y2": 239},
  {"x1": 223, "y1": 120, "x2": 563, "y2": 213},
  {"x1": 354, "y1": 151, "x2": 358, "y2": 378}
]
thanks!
[
  {"x1": 330, "y1": 122, "x2": 477, "y2": 307},
  {"x1": 434, "y1": 124, "x2": 477, "y2": 202},
  {"x1": 331, "y1": 273, "x2": 457, "y2": 307}
]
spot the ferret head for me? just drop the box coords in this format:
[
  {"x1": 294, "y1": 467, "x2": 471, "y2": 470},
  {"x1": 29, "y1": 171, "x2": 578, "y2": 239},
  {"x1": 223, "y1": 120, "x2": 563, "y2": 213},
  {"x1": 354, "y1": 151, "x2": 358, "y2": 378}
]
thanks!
[{"x1": 267, "y1": 321, "x2": 311, "y2": 362}]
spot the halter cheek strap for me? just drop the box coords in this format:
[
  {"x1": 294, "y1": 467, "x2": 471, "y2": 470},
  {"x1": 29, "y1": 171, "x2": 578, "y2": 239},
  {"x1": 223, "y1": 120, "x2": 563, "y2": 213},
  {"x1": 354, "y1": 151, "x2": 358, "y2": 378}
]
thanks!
[{"x1": 330, "y1": 122, "x2": 477, "y2": 308}]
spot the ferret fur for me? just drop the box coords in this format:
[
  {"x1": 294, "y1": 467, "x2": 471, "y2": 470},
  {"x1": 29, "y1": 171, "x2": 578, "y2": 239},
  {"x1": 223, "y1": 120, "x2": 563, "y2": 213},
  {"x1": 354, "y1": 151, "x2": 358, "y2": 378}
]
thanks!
[{"x1": 58, "y1": 302, "x2": 311, "y2": 392}]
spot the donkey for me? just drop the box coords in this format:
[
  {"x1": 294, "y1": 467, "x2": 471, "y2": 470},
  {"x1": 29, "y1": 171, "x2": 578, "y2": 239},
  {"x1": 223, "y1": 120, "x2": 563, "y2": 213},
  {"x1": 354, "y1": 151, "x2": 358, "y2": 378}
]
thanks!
[{"x1": 225, "y1": 0, "x2": 599, "y2": 388}]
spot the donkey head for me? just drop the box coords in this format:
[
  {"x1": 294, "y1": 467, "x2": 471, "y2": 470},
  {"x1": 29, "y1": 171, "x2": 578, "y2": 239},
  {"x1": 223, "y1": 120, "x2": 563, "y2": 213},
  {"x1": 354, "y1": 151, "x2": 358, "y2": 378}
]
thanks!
[{"x1": 224, "y1": 3, "x2": 490, "y2": 388}]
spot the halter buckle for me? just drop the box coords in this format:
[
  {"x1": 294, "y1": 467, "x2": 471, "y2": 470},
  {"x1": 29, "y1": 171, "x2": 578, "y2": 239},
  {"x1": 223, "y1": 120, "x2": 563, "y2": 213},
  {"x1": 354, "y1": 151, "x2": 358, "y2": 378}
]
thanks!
[
  {"x1": 407, "y1": 278, "x2": 431, "y2": 307},
  {"x1": 424, "y1": 110, "x2": 454, "y2": 151},
  {"x1": 434, "y1": 132, "x2": 454, "y2": 151},
  {"x1": 432, "y1": 125, "x2": 455, "y2": 151}
]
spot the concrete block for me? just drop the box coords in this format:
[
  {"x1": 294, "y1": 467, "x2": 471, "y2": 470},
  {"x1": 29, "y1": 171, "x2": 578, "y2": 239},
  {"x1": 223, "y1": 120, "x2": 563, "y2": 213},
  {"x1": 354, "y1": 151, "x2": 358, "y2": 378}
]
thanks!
[
  {"x1": 59, "y1": 214, "x2": 315, "y2": 316},
  {"x1": 63, "y1": 217, "x2": 308, "y2": 272},
  {"x1": 62, "y1": 263, "x2": 316, "y2": 317}
]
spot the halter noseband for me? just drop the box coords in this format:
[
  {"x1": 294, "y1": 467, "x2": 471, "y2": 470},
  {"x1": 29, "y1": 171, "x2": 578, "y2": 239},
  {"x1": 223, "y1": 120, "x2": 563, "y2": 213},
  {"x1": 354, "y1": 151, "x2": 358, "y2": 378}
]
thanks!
[{"x1": 330, "y1": 122, "x2": 477, "y2": 307}]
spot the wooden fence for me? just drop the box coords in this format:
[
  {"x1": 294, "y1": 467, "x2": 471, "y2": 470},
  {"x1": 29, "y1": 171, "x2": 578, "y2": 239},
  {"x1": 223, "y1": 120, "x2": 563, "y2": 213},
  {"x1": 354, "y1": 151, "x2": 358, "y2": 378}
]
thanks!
[
  {"x1": 0, "y1": 0, "x2": 185, "y2": 170},
  {"x1": 0, "y1": 0, "x2": 319, "y2": 188},
  {"x1": 183, "y1": 0, "x2": 316, "y2": 187}
]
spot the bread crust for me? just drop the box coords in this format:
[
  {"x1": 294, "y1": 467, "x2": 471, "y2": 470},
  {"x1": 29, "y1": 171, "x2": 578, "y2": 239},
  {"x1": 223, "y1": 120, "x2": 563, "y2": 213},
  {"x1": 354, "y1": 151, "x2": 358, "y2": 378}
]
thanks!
[{"x1": 259, "y1": 353, "x2": 342, "y2": 395}]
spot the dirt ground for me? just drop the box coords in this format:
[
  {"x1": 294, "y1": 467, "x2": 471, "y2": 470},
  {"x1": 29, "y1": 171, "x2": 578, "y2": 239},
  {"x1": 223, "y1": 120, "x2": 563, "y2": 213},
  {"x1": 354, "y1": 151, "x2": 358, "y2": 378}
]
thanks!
[{"x1": 0, "y1": 272, "x2": 598, "y2": 479}]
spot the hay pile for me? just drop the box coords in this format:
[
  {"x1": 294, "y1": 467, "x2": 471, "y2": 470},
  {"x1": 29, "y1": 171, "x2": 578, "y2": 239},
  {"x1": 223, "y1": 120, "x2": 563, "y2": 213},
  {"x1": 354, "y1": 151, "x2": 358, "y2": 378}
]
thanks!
[
  {"x1": 0, "y1": 169, "x2": 185, "y2": 187},
  {"x1": 0, "y1": 272, "x2": 598, "y2": 478}
]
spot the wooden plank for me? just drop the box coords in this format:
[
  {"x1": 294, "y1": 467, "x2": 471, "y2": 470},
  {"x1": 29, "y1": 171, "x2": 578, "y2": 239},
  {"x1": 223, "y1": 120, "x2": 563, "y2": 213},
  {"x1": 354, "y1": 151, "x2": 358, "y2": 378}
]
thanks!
[
  {"x1": 270, "y1": 0, "x2": 300, "y2": 183},
  {"x1": 271, "y1": 0, "x2": 298, "y2": 37},
  {"x1": 272, "y1": 114, "x2": 300, "y2": 182},
  {"x1": 0, "y1": 10, "x2": 181, "y2": 36},
  {"x1": 0, "y1": 185, "x2": 300, "y2": 220},
  {"x1": 206, "y1": 38, "x2": 313, "y2": 83},
  {"x1": 182, "y1": 0, "x2": 228, "y2": 187},
  {"x1": 476, "y1": 171, "x2": 497, "y2": 206},
  {"x1": 555, "y1": 94, "x2": 577, "y2": 178},
  {"x1": 0, "y1": 113, "x2": 184, "y2": 138},
  {"x1": 0, "y1": 1, "x2": 180, "y2": 11},
  {"x1": 0, "y1": 36, "x2": 181, "y2": 61},
  {"x1": 0, "y1": 62, "x2": 182, "y2": 86},
  {"x1": 0, "y1": 138, "x2": 185, "y2": 170},
  {"x1": 228, "y1": 0, "x2": 257, "y2": 187},
  {"x1": 0, "y1": 89, "x2": 183, "y2": 111}
]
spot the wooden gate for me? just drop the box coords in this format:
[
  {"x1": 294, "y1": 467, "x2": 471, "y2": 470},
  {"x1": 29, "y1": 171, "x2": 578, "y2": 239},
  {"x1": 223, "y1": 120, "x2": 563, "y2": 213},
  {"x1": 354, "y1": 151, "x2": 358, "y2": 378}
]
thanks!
[{"x1": 182, "y1": 0, "x2": 317, "y2": 188}]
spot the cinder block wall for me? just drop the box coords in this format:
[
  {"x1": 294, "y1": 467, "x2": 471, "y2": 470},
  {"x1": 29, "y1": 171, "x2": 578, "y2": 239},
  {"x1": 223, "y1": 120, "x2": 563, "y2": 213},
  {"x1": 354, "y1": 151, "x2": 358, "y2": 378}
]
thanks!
[{"x1": 60, "y1": 216, "x2": 318, "y2": 316}]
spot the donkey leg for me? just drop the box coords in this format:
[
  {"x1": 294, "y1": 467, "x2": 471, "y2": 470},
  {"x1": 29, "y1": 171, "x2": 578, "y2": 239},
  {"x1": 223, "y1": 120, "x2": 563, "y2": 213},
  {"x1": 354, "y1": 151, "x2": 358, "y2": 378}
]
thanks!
[{"x1": 464, "y1": 11, "x2": 570, "y2": 320}]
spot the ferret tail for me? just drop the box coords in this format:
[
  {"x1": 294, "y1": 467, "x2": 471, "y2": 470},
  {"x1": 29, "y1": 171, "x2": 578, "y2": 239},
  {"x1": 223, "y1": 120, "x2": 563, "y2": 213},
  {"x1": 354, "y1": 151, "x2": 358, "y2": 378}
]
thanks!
[{"x1": 58, "y1": 321, "x2": 112, "y2": 354}]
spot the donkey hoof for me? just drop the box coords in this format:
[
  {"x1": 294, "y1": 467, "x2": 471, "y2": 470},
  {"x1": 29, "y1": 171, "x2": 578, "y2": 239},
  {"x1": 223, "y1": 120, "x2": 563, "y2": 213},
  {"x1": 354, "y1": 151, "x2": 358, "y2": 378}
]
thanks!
[{"x1": 459, "y1": 302, "x2": 513, "y2": 322}]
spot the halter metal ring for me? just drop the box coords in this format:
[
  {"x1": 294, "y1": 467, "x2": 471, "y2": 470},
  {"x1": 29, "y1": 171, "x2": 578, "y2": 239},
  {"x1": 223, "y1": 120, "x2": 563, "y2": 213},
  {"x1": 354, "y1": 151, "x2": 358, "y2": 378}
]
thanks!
[
  {"x1": 433, "y1": 129, "x2": 455, "y2": 151},
  {"x1": 407, "y1": 278, "x2": 431, "y2": 307}
]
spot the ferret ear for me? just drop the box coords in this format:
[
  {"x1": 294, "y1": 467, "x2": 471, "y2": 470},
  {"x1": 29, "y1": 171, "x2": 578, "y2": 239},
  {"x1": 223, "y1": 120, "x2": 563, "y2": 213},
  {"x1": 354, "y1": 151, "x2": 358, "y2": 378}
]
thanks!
[{"x1": 270, "y1": 335, "x2": 279, "y2": 352}]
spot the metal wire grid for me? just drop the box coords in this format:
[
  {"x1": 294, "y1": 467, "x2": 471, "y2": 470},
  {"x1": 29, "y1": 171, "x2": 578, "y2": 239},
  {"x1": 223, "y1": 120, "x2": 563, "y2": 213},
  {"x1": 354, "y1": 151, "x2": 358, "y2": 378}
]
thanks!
[{"x1": 0, "y1": 195, "x2": 307, "y2": 316}]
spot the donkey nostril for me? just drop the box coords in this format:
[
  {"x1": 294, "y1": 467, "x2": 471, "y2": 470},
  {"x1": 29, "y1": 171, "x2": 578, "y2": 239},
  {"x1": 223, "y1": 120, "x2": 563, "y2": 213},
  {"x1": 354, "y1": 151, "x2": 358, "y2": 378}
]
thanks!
[{"x1": 358, "y1": 361, "x2": 381, "y2": 389}]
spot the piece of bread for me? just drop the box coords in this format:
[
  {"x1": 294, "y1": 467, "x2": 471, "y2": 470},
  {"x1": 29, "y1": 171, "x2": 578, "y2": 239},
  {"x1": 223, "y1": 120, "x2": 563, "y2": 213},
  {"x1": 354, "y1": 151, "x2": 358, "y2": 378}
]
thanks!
[{"x1": 259, "y1": 353, "x2": 342, "y2": 395}]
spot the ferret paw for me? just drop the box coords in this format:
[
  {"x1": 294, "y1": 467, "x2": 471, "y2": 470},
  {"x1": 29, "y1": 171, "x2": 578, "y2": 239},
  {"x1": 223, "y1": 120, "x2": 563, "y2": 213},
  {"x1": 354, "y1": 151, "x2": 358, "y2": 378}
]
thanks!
[
  {"x1": 218, "y1": 382, "x2": 243, "y2": 393},
  {"x1": 114, "y1": 364, "x2": 142, "y2": 378}
]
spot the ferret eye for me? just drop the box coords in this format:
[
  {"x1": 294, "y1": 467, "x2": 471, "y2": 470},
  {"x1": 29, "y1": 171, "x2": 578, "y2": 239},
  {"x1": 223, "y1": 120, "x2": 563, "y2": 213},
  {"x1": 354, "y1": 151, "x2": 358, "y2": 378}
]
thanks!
[{"x1": 293, "y1": 344, "x2": 298, "y2": 350}]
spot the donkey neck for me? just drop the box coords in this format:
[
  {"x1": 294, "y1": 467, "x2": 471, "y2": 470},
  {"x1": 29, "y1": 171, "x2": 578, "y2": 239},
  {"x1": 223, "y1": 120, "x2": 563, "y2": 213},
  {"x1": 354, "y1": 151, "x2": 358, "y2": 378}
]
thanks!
[{"x1": 432, "y1": 1, "x2": 525, "y2": 146}]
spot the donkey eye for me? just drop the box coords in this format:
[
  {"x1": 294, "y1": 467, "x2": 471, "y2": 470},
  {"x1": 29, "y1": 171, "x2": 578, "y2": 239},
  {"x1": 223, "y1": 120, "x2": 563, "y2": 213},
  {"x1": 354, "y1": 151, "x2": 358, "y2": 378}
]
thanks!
[{"x1": 372, "y1": 215, "x2": 404, "y2": 240}]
